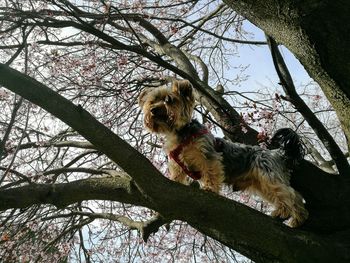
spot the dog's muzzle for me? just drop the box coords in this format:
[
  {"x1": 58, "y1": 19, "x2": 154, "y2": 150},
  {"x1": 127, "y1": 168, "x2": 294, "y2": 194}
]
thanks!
[{"x1": 150, "y1": 106, "x2": 169, "y2": 122}]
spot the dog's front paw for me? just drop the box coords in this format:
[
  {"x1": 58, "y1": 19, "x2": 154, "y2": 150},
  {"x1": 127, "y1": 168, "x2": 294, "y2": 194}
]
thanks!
[
  {"x1": 201, "y1": 184, "x2": 220, "y2": 194},
  {"x1": 189, "y1": 180, "x2": 200, "y2": 189},
  {"x1": 288, "y1": 209, "x2": 309, "y2": 228},
  {"x1": 271, "y1": 206, "x2": 290, "y2": 220}
]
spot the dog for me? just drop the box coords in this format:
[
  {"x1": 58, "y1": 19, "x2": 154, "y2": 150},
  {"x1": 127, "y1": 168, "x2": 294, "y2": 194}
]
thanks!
[{"x1": 138, "y1": 79, "x2": 308, "y2": 227}]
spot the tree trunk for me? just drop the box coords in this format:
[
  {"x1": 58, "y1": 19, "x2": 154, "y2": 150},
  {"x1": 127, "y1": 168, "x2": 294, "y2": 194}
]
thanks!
[
  {"x1": 1, "y1": 2, "x2": 350, "y2": 261},
  {"x1": 223, "y1": 0, "x2": 350, "y2": 149},
  {"x1": 220, "y1": 0, "x2": 350, "y2": 261}
]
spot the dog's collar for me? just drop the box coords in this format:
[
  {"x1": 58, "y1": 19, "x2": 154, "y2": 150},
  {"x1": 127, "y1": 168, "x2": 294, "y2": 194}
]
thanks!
[{"x1": 169, "y1": 125, "x2": 209, "y2": 180}]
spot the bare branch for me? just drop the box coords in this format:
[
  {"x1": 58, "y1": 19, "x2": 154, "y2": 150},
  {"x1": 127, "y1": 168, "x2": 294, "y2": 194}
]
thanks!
[
  {"x1": 11, "y1": 140, "x2": 95, "y2": 151},
  {"x1": 266, "y1": 35, "x2": 349, "y2": 175},
  {"x1": 0, "y1": 62, "x2": 345, "y2": 262},
  {"x1": 0, "y1": 175, "x2": 148, "y2": 211},
  {"x1": 45, "y1": 210, "x2": 170, "y2": 242},
  {"x1": 0, "y1": 97, "x2": 23, "y2": 158}
]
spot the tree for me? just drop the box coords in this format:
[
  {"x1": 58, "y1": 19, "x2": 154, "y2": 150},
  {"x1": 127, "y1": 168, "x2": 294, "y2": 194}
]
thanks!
[
  {"x1": 223, "y1": 0, "x2": 350, "y2": 149},
  {"x1": 0, "y1": 0, "x2": 349, "y2": 262}
]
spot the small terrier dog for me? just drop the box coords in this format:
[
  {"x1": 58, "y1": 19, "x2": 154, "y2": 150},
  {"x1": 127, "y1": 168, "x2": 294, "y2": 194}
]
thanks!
[{"x1": 138, "y1": 79, "x2": 308, "y2": 227}]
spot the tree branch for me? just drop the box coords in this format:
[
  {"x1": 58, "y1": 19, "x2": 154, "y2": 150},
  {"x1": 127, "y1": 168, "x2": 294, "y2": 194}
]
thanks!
[
  {"x1": 0, "y1": 176, "x2": 147, "y2": 211},
  {"x1": 223, "y1": 0, "x2": 350, "y2": 149},
  {"x1": 266, "y1": 35, "x2": 349, "y2": 175},
  {"x1": 44, "y1": 210, "x2": 170, "y2": 242},
  {"x1": 11, "y1": 140, "x2": 95, "y2": 151},
  {"x1": 1, "y1": 63, "x2": 349, "y2": 262},
  {"x1": 6, "y1": 7, "x2": 259, "y2": 144},
  {"x1": 0, "y1": 97, "x2": 23, "y2": 159}
]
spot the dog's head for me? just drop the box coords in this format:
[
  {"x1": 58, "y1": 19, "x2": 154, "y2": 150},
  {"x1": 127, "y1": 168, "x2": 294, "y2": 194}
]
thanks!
[{"x1": 138, "y1": 80, "x2": 195, "y2": 134}]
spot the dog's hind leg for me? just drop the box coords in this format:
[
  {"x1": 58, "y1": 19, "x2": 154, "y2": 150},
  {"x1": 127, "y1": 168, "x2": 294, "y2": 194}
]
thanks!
[{"x1": 248, "y1": 170, "x2": 308, "y2": 227}]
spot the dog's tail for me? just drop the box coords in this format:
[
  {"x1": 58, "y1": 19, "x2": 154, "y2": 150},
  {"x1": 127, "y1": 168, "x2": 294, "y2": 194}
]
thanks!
[{"x1": 269, "y1": 128, "x2": 305, "y2": 167}]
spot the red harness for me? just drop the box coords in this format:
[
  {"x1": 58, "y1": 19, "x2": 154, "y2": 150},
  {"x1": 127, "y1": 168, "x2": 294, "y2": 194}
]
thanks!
[{"x1": 168, "y1": 128, "x2": 209, "y2": 180}]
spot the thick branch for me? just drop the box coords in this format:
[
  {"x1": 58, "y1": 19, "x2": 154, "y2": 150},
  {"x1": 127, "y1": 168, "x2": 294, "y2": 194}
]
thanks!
[
  {"x1": 0, "y1": 63, "x2": 169, "y2": 199},
  {"x1": 266, "y1": 35, "x2": 349, "y2": 175},
  {"x1": 0, "y1": 172, "x2": 348, "y2": 262},
  {"x1": 0, "y1": 176, "x2": 148, "y2": 210},
  {"x1": 7, "y1": 8, "x2": 259, "y2": 144},
  {"x1": 0, "y1": 63, "x2": 349, "y2": 262}
]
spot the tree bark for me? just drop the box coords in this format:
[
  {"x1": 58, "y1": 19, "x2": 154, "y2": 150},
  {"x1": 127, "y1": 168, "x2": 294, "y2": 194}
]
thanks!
[
  {"x1": 223, "y1": 0, "x2": 350, "y2": 150},
  {"x1": 1, "y1": 63, "x2": 350, "y2": 262},
  {"x1": 1, "y1": 2, "x2": 350, "y2": 261},
  {"x1": 1, "y1": 174, "x2": 349, "y2": 263}
]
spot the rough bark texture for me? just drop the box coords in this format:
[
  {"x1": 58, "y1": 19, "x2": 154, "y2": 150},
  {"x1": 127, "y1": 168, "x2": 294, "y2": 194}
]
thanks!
[
  {"x1": 217, "y1": 1, "x2": 350, "y2": 261},
  {"x1": 1, "y1": 3, "x2": 350, "y2": 261},
  {"x1": 1, "y1": 1, "x2": 350, "y2": 262},
  {"x1": 223, "y1": 0, "x2": 350, "y2": 149},
  {"x1": 1, "y1": 63, "x2": 350, "y2": 262}
]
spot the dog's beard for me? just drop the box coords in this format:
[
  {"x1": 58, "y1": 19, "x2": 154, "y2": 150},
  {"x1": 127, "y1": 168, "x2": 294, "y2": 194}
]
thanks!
[
  {"x1": 166, "y1": 109, "x2": 176, "y2": 128},
  {"x1": 144, "y1": 108, "x2": 177, "y2": 133}
]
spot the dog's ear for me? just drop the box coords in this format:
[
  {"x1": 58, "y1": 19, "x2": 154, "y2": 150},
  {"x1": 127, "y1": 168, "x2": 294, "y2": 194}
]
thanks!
[
  {"x1": 172, "y1": 80, "x2": 193, "y2": 101},
  {"x1": 138, "y1": 88, "x2": 152, "y2": 107}
]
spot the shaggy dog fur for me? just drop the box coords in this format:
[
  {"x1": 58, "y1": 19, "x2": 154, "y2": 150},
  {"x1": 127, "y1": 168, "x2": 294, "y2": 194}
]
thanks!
[{"x1": 138, "y1": 80, "x2": 308, "y2": 227}]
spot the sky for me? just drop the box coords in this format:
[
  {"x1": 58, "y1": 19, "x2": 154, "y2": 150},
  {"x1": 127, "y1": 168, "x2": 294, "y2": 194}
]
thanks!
[{"x1": 234, "y1": 21, "x2": 312, "y2": 93}]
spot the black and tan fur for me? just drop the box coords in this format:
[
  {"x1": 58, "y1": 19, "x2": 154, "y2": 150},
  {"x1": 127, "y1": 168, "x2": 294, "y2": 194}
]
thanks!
[{"x1": 138, "y1": 80, "x2": 308, "y2": 227}]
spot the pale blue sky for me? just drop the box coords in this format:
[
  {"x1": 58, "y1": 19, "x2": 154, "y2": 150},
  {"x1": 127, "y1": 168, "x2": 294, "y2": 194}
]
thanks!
[{"x1": 234, "y1": 21, "x2": 312, "y2": 92}]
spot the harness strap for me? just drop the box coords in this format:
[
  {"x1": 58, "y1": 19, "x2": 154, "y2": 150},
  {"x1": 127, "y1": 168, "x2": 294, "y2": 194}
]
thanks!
[{"x1": 169, "y1": 128, "x2": 209, "y2": 180}]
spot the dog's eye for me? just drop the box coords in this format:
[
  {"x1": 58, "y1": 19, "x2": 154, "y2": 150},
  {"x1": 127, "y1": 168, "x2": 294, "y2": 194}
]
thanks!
[{"x1": 164, "y1": 95, "x2": 173, "y2": 104}]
